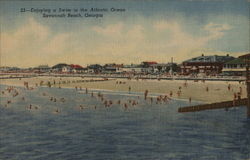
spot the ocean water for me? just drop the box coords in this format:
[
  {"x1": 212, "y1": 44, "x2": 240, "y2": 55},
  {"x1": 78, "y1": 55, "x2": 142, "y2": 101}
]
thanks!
[{"x1": 0, "y1": 85, "x2": 249, "y2": 160}]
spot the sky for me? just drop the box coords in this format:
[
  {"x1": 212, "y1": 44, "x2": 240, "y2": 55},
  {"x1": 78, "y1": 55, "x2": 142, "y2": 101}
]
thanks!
[{"x1": 0, "y1": 0, "x2": 249, "y2": 67}]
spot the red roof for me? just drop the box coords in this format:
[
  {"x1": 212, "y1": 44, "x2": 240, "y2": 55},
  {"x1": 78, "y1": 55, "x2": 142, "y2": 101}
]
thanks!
[
  {"x1": 143, "y1": 61, "x2": 158, "y2": 65},
  {"x1": 70, "y1": 64, "x2": 83, "y2": 69}
]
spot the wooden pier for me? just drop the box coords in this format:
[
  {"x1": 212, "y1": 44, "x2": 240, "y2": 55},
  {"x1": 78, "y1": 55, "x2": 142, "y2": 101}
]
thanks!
[{"x1": 178, "y1": 98, "x2": 247, "y2": 113}]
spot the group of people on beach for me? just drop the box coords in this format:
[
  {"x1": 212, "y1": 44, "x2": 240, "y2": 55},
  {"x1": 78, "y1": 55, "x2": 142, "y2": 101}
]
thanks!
[{"x1": 0, "y1": 78, "x2": 246, "y2": 115}]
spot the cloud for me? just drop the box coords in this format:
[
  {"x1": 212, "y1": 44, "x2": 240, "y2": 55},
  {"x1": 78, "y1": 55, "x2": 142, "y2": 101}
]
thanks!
[
  {"x1": 2, "y1": 18, "x2": 49, "y2": 54},
  {"x1": 153, "y1": 21, "x2": 180, "y2": 33},
  {"x1": 203, "y1": 22, "x2": 232, "y2": 40},
  {"x1": 1, "y1": 17, "x2": 72, "y2": 67},
  {"x1": 0, "y1": 17, "x2": 242, "y2": 68},
  {"x1": 42, "y1": 33, "x2": 70, "y2": 55},
  {"x1": 92, "y1": 22, "x2": 124, "y2": 37},
  {"x1": 1, "y1": 18, "x2": 49, "y2": 66}
]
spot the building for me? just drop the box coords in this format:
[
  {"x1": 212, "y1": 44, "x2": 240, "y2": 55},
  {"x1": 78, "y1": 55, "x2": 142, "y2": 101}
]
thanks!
[
  {"x1": 72, "y1": 67, "x2": 88, "y2": 73},
  {"x1": 239, "y1": 53, "x2": 250, "y2": 60},
  {"x1": 150, "y1": 63, "x2": 179, "y2": 74},
  {"x1": 103, "y1": 64, "x2": 123, "y2": 73},
  {"x1": 141, "y1": 61, "x2": 157, "y2": 73},
  {"x1": 62, "y1": 65, "x2": 71, "y2": 73},
  {"x1": 87, "y1": 64, "x2": 103, "y2": 73},
  {"x1": 70, "y1": 64, "x2": 84, "y2": 73},
  {"x1": 0, "y1": 66, "x2": 13, "y2": 72},
  {"x1": 0, "y1": 66, "x2": 20, "y2": 73},
  {"x1": 33, "y1": 65, "x2": 51, "y2": 73},
  {"x1": 222, "y1": 53, "x2": 250, "y2": 76},
  {"x1": 141, "y1": 61, "x2": 157, "y2": 68},
  {"x1": 181, "y1": 54, "x2": 235, "y2": 75},
  {"x1": 120, "y1": 62, "x2": 177, "y2": 74},
  {"x1": 121, "y1": 64, "x2": 144, "y2": 73},
  {"x1": 222, "y1": 58, "x2": 245, "y2": 76},
  {"x1": 52, "y1": 63, "x2": 69, "y2": 72},
  {"x1": 61, "y1": 64, "x2": 85, "y2": 73}
]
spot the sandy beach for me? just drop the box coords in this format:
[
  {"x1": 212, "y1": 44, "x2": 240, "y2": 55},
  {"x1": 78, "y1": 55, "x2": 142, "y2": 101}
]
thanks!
[{"x1": 0, "y1": 76, "x2": 246, "y2": 103}]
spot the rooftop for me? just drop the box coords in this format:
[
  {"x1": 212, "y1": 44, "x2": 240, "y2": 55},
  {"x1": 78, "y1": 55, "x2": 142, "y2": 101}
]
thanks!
[
  {"x1": 70, "y1": 64, "x2": 83, "y2": 69},
  {"x1": 52, "y1": 63, "x2": 68, "y2": 69},
  {"x1": 225, "y1": 58, "x2": 245, "y2": 65},
  {"x1": 184, "y1": 55, "x2": 234, "y2": 63},
  {"x1": 239, "y1": 53, "x2": 250, "y2": 59}
]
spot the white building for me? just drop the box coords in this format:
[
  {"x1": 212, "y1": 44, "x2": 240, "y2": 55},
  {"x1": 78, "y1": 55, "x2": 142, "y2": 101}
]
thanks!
[
  {"x1": 62, "y1": 66, "x2": 71, "y2": 73},
  {"x1": 121, "y1": 65, "x2": 144, "y2": 73},
  {"x1": 222, "y1": 58, "x2": 246, "y2": 76}
]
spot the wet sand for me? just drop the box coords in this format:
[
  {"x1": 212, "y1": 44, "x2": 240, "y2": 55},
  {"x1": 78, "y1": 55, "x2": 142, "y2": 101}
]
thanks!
[{"x1": 0, "y1": 76, "x2": 246, "y2": 103}]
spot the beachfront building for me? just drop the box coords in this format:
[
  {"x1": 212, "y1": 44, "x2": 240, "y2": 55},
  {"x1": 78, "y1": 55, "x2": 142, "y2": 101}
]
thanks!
[
  {"x1": 120, "y1": 62, "x2": 177, "y2": 74},
  {"x1": 33, "y1": 65, "x2": 51, "y2": 73},
  {"x1": 52, "y1": 63, "x2": 69, "y2": 73},
  {"x1": 180, "y1": 54, "x2": 235, "y2": 75},
  {"x1": 222, "y1": 53, "x2": 250, "y2": 76},
  {"x1": 72, "y1": 67, "x2": 88, "y2": 73},
  {"x1": 60, "y1": 64, "x2": 86, "y2": 74},
  {"x1": 140, "y1": 61, "x2": 180, "y2": 74},
  {"x1": 87, "y1": 64, "x2": 103, "y2": 73},
  {"x1": 103, "y1": 63, "x2": 123, "y2": 73},
  {"x1": 0, "y1": 66, "x2": 21, "y2": 73},
  {"x1": 141, "y1": 61, "x2": 157, "y2": 73},
  {"x1": 150, "y1": 63, "x2": 179, "y2": 74},
  {"x1": 70, "y1": 64, "x2": 85, "y2": 73},
  {"x1": 62, "y1": 65, "x2": 71, "y2": 73},
  {"x1": 121, "y1": 64, "x2": 145, "y2": 73},
  {"x1": 222, "y1": 58, "x2": 245, "y2": 76},
  {"x1": 141, "y1": 61, "x2": 157, "y2": 67}
]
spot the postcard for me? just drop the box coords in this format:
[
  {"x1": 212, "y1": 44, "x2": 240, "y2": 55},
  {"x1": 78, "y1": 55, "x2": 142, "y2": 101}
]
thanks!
[{"x1": 0, "y1": 0, "x2": 249, "y2": 160}]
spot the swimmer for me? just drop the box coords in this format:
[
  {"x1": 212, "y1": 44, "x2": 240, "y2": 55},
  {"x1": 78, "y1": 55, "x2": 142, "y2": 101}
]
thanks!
[
  {"x1": 117, "y1": 100, "x2": 121, "y2": 105},
  {"x1": 79, "y1": 105, "x2": 84, "y2": 110},
  {"x1": 104, "y1": 100, "x2": 108, "y2": 107},
  {"x1": 177, "y1": 91, "x2": 181, "y2": 97},
  {"x1": 150, "y1": 97, "x2": 153, "y2": 104},
  {"x1": 144, "y1": 90, "x2": 148, "y2": 100},
  {"x1": 132, "y1": 100, "x2": 137, "y2": 106},
  {"x1": 206, "y1": 86, "x2": 209, "y2": 92},
  {"x1": 124, "y1": 103, "x2": 128, "y2": 109},
  {"x1": 109, "y1": 100, "x2": 113, "y2": 105},
  {"x1": 60, "y1": 98, "x2": 65, "y2": 103},
  {"x1": 54, "y1": 108, "x2": 60, "y2": 114},
  {"x1": 170, "y1": 91, "x2": 173, "y2": 97}
]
